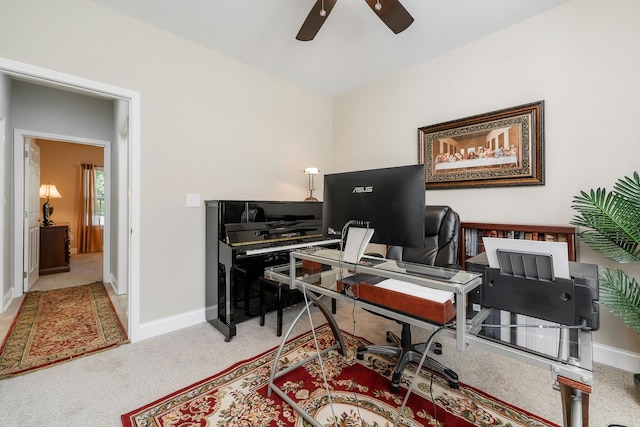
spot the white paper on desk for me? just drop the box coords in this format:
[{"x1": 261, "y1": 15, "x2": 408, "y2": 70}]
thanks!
[
  {"x1": 375, "y1": 279, "x2": 454, "y2": 304},
  {"x1": 482, "y1": 237, "x2": 570, "y2": 279}
]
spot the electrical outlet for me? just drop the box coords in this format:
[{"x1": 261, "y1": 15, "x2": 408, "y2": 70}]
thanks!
[{"x1": 186, "y1": 193, "x2": 201, "y2": 207}]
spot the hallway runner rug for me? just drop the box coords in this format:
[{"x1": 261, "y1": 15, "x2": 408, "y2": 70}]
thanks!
[
  {"x1": 122, "y1": 324, "x2": 558, "y2": 427},
  {"x1": 0, "y1": 282, "x2": 128, "y2": 379}
]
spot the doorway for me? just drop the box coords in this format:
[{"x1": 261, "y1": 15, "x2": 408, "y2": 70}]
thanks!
[
  {"x1": 0, "y1": 57, "x2": 141, "y2": 342},
  {"x1": 15, "y1": 132, "x2": 112, "y2": 291},
  {"x1": 29, "y1": 138, "x2": 109, "y2": 293}
]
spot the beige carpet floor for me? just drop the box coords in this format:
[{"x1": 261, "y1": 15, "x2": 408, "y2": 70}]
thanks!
[{"x1": 0, "y1": 297, "x2": 638, "y2": 426}]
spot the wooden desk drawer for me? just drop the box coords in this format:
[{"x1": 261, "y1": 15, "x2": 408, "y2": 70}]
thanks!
[{"x1": 337, "y1": 274, "x2": 455, "y2": 324}]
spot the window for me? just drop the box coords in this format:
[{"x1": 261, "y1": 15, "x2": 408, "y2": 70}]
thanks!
[{"x1": 96, "y1": 167, "x2": 105, "y2": 226}]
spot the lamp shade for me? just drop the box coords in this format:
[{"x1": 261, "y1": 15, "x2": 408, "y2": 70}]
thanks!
[
  {"x1": 39, "y1": 184, "x2": 62, "y2": 199},
  {"x1": 304, "y1": 167, "x2": 319, "y2": 175}
]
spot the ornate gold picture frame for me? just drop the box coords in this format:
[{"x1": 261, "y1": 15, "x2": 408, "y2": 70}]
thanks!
[{"x1": 418, "y1": 101, "x2": 544, "y2": 189}]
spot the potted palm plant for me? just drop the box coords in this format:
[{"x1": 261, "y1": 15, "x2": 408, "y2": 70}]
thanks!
[{"x1": 571, "y1": 171, "x2": 640, "y2": 396}]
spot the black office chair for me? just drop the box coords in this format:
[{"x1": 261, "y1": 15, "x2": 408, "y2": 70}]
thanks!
[{"x1": 357, "y1": 205, "x2": 462, "y2": 392}]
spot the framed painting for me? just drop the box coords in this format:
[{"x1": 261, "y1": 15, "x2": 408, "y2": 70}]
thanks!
[{"x1": 418, "y1": 100, "x2": 544, "y2": 189}]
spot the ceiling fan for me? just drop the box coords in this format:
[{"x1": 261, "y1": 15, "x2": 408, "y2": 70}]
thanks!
[{"x1": 296, "y1": 0, "x2": 414, "y2": 41}]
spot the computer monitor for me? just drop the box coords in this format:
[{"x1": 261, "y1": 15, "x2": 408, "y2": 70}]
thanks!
[{"x1": 322, "y1": 164, "x2": 426, "y2": 255}]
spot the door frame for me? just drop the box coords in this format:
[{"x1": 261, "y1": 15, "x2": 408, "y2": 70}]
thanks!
[
  {"x1": 0, "y1": 57, "x2": 141, "y2": 342},
  {"x1": 14, "y1": 130, "x2": 111, "y2": 293}
]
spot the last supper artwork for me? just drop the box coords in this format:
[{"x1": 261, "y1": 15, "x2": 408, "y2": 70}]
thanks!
[{"x1": 432, "y1": 124, "x2": 522, "y2": 173}]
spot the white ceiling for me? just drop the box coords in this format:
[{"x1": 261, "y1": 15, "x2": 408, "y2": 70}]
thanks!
[{"x1": 92, "y1": 0, "x2": 570, "y2": 97}]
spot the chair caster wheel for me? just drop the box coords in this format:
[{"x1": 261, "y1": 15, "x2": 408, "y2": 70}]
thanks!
[
  {"x1": 448, "y1": 381, "x2": 459, "y2": 389},
  {"x1": 391, "y1": 372, "x2": 401, "y2": 393},
  {"x1": 356, "y1": 345, "x2": 365, "y2": 360},
  {"x1": 433, "y1": 342, "x2": 442, "y2": 355}
]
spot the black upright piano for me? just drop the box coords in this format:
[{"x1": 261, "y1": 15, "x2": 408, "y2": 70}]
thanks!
[{"x1": 205, "y1": 200, "x2": 340, "y2": 341}]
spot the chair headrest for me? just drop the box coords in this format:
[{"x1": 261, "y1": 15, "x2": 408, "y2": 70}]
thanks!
[{"x1": 424, "y1": 205, "x2": 453, "y2": 237}]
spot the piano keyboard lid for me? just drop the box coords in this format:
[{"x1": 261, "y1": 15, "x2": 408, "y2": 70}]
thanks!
[{"x1": 225, "y1": 219, "x2": 324, "y2": 246}]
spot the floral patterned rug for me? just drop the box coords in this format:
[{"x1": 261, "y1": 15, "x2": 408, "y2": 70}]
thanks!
[
  {"x1": 122, "y1": 325, "x2": 558, "y2": 427},
  {"x1": 0, "y1": 282, "x2": 128, "y2": 379}
]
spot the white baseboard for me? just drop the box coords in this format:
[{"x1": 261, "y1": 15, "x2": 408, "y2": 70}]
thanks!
[
  {"x1": 2, "y1": 287, "x2": 13, "y2": 313},
  {"x1": 593, "y1": 342, "x2": 640, "y2": 373},
  {"x1": 137, "y1": 307, "x2": 206, "y2": 341},
  {"x1": 104, "y1": 280, "x2": 118, "y2": 295}
]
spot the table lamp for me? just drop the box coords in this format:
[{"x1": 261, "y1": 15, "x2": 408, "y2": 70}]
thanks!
[
  {"x1": 304, "y1": 167, "x2": 319, "y2": 201},
  {"x1": 39, "y1": 183, "x2": 62, "y2": 226}
]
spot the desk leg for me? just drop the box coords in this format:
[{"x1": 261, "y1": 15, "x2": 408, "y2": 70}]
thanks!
[
  {"x1": 268, "y1": 301, "x2": 313, "y2": 397},
  {"x1": 558, "y1": 376, "x2": 590, "y2": 427},
  {"x1": 304, "y1": 291, "x2": 345, "y2": 356},
  {"x1": 267, "y1": 291, "x2": 346, "y2": 396},
  {"x1": 266, "y1": 291, "x2": 347, "y2": 427}
]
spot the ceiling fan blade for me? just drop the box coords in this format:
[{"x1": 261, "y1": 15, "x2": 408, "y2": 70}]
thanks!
[
  {"x1": 363, "y1": 0, "x2": 414, "y2": 34},
  {"x1": 296, "y1": 0, "x2": 338, "y2": 41}
]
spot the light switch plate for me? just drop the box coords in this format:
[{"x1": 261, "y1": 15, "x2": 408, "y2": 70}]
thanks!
[{"x1": 186, "y1": 193, "x2": 201, "y2": 207}]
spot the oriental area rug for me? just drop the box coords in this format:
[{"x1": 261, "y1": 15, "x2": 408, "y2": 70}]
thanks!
[
  {"x1": 122, "y1": 325, "x2": 558, "y2": 427},
  {"x1": 0, "y1": 282, "x2": 128, "y2": 379}
]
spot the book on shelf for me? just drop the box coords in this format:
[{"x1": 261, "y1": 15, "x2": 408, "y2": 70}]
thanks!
[
  {"x1": 461, "y1": 223, "x2": 577, "y2": 262},
  {"x1": 465, "y1": 228, "x2": 478, "y2": 256}
]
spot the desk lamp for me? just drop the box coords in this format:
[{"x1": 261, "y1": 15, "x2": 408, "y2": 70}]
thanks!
[
  {"x1": 39, "y1": 183, "x2": 62, "y2": 226},
  {"x1": 304, "y1": 167, "x2": 319, "y2": 201}
]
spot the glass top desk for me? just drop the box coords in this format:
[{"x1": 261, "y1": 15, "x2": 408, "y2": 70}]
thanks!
[{"x1": 265, "y1": 248, "x2": 594, "y2": 427}]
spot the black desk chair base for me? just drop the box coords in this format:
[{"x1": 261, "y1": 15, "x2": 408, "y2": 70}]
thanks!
[
  {"x1": 357, "y1": 206, "x2": 462, "y2": 393},
  {"x1": 357, "y1": 322, "x2": 459, "y2": 392}
]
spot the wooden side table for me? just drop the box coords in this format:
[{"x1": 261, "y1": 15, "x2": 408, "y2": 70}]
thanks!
[{"x1": 40, "y1": 224, "x2": 70, "y2": 275}]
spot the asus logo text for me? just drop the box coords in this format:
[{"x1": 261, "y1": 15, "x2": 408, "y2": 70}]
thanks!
[{"x1": 352, "y1": 186, "x2": 373, "y2": 194}]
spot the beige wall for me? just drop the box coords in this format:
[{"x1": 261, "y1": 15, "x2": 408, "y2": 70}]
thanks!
[
  {"x1": 333, "y1": 0, "x2": 640, "y2": 366},
  {"x1": 0, "y1": 0, "x2": 333, "y2": 325},
  {"x1": 37, "y1": 139, "x2": 104, "y2": 253}
]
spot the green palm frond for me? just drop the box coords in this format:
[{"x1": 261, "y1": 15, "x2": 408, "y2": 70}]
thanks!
[
  {"x1": 571, "y1": 172, "x2": 640, "y2": 335},
  {"x1": 614, "y1": 171, "x2": 640, "y2": 204},
  {"x1": 599, "y1": 268, "x2": 640, "y2": 334},
  {"x1": 571, "y1": 178, "x2": 640, "y2": 263}
]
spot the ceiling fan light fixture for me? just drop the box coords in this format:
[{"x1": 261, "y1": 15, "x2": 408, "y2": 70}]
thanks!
[
  {"x1": 375, "y1": 1, "x2": 382, "y2": 11},
  {"x1": 320, "y1": 0, "x2": 327, "y2": 17}
]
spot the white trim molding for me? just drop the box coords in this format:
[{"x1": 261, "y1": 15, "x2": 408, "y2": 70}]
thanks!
[
  {"x1": 138, "y1": 309, "x2": 206, "y2": 341},
  {"x1": 0, "y1": 56, "x2": 142, "y2": 342},
  {"x1": 593, "y1": 342, "x2": 640, "y2": 373}
]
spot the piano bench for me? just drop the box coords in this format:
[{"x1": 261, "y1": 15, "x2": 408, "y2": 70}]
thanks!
[{"x1": 259, "y1": 278, "x2": 336, "y2": 337}]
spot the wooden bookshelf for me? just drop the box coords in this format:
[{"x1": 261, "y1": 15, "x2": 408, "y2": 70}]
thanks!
[{"x1": 460, "y1": 222, "x2": 577, "y2": 266}]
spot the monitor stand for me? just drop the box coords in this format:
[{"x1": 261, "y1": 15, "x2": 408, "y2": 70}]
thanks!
[{"x1": 342, "y1": 227, "x2": 374, "y2": 264}]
